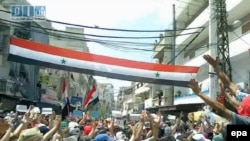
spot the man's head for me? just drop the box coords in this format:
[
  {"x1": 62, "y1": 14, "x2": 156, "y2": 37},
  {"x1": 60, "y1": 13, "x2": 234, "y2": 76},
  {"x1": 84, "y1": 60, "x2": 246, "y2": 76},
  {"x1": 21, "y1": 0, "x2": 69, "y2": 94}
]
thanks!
[
  {"x1": 165, "y1": 121, "x2": 171, "y2": 127},
  {"x1": 94, "y1": 133, "x2": 114, "y2": 141},
  {"x1": 69, "y1": 121, "x2": 81, "y2": 138}
]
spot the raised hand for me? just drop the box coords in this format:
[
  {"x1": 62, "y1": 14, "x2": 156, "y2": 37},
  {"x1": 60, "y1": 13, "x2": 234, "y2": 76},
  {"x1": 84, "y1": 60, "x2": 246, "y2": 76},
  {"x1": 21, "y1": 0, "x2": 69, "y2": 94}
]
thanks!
[
  {"x1": 179, "y1": 111, "x2": 184, "y2": 118},
  {"x1": 140, "y1": 112, "x2": 146, "y2": 123},
  {"x1": 49, "y1": 111, "x2": 56, "y2": 120},
  {"x1": 22, "y1": 113, "x2": 31, "y2": 124},
  {"x1": 154, "y1": 112, "x2": 162, "y2": 127},
  {"x1": 145, "y1": 110, "x2": 153, "y2": 121},
  {"x1": 203, "y1": 55, "x2": 219, "y2": 69},
  {"x1": 108, "y1": 119, "x2": 114, "y2": 129},
  {"x1": 53, "y1": 118, "x2": 61, "y2": 129},
  {"x1": 0, "y1": 119, "x2": 11, "y2": 135},
  {"x1": 219, "y1": 73, "x2": 238, "y2": 96},
  {"x1": 188, "y1": 79, "x2": 202, "y2": 95},
  {"x1": 203, "y1": 55, "x2": 237, "y2": 95}
]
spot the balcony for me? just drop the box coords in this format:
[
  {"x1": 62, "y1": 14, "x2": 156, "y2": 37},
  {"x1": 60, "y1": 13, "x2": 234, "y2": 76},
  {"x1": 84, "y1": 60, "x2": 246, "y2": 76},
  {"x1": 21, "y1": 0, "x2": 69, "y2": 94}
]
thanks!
[
  {"x1": 144, "y1": 97, "x2": 171, "y2": 109},
  {"x1": 0, "y1": 79, "x2": 15, "y2": 96},
  {"x1": 153, "y1": 32, "x2": 172, "y2": 59},
  {"x1": 184, "y1": 31, "x2": 250, "y2": 67},
  {"x1": 175, "y1": 0, "x2": 208, "y2": 28},
  {"x1": 176, "y1": 0, "x2": 247, "y2": 46},
  {"x1": 179, "y1": 44, "x2": 209, "y2": 65},
  {"x1": 135, "y1": 86, "x2": 150, "y2": 96}
]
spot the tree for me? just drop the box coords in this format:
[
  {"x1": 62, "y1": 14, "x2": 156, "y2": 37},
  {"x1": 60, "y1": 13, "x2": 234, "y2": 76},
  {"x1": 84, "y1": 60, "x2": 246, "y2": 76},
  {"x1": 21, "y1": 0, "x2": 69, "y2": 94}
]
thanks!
[{"x1": 99, "y1": 106, "x2": 107, "y2": 119}]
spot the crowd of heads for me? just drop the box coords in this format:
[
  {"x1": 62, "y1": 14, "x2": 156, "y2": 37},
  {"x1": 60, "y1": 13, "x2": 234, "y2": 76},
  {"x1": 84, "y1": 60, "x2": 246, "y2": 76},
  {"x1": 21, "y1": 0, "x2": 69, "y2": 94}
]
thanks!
[{"x1": 0, "y1": 54, "x2": 249, "y2": 141}]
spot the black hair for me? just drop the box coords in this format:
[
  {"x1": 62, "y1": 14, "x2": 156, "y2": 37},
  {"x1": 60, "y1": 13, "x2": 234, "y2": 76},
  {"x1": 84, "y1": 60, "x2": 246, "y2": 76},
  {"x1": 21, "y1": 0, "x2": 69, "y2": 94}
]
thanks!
[
  {"x1": 0, "y1": 114, "x2": 4, "y2": 119},
  {"x1": 207, "y1": 132, "x2": 214, "y2": 140}
]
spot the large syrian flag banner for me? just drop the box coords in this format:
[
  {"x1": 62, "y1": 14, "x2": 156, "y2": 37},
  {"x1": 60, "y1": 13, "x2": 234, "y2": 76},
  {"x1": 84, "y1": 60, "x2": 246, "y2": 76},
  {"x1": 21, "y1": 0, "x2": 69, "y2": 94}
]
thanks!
[{"x1": 8, "y1": 37, "x2": 200, "y2": 87}]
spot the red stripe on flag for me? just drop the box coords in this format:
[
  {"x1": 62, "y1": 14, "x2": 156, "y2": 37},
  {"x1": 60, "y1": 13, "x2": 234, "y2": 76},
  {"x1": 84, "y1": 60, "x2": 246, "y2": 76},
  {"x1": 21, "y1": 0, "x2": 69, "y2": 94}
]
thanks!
[
  {"x1": 62, "y1": 78, "x2": 69, "y2": 98},
  {"x1": 10, "y1": 37, "x2": 199, "y2": 73},
  {"x1": 83, "y1": 87, "x2": 96, "y2": 108},
  {"x1": 62, "y1": 78, "x2": 66, "y2": 93}
]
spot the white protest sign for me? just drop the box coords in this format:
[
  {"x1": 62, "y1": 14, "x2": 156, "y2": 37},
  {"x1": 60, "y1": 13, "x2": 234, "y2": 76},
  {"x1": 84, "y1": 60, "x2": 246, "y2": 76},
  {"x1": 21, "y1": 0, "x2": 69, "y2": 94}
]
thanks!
[
  {"x1": 16, "y1": 105, "x2": 28, "y2": 112},
  {"x1": 115, "y1": 119, "x2": 124, "y2": 128},
  {"x1": 129, "y1": 114, "x2": 140, "y2": 121},
  {"x1": 31, "y1": 107, "x2": 41, "y2": 113},
  {"x1": 167, "y1": 115, "x2": 176, "y2": 120},
  {"x1": 112, "y1": 111, "x2": 122, "y2": 118},
  {"x1": 41, "y1": 108, "x2": 52, "y2": 115}
]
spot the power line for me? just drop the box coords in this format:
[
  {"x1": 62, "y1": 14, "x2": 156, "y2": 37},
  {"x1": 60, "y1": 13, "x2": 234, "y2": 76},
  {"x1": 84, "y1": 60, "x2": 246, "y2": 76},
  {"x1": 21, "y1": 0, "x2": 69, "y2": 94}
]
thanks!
[
  {"x1": 0, "y1": 21, "x2": 212, "y2": 53},
  {"x1": 232, "y1": 30, "x2": 250, "y2": 46},
  {"x1": 0, "y1": 18, "x2": 200, "y2": 41},
  {"x1": 0, "y1": 9, "x2": 205, "y2": 33},
  {"x1": 47, "y1": 19, "x2": 203, "y2": 33},
  {"x1": 0, "y1": 19, "x2": 208, "y2": 49},
  {"x1": 167, "y1": 27, "x2": 206, "y2": 64},
  {"x1": 97, "y1": 40, "x2": 211, "y2": 52}
]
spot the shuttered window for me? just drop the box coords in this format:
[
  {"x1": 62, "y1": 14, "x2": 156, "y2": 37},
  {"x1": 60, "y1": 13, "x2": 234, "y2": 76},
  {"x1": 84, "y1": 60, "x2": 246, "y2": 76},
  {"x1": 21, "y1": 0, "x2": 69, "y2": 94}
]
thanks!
[{"x1": 242, "y1": 21, "x2": 250, "y2": 34}]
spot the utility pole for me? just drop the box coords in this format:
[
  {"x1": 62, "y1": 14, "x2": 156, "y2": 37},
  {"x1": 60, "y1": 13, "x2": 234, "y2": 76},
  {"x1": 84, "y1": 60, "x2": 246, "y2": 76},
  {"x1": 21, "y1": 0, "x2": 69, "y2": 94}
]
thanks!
[
  {"x1": 215, "y1": 0, "x2": 233, "y2": 110},
  {"x1": 215, "y1": 0, "x2": 232, "y2": 80},
  {"x1": 172, "y1": 4, "x2": 176, "y2": 65},
  {"x1": 170, "y1": 4, "x2": 176, "y2": 105},
  {"x1": 209, "y1": 0, "x2": 232, "y2": 101},
  {"x1": 208, "y1": 0, "x2": 218, "y2": 101}
]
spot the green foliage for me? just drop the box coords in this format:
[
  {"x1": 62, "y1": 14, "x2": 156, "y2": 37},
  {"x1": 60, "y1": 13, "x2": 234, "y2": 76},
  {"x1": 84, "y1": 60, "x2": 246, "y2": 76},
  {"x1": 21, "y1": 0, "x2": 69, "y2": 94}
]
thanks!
[
  {"x1": 99, "y1": 107, "x2": 107, "y2": 119},
  {"x1": 39, "y1": 74, "x2": 50, "y2": 84}
]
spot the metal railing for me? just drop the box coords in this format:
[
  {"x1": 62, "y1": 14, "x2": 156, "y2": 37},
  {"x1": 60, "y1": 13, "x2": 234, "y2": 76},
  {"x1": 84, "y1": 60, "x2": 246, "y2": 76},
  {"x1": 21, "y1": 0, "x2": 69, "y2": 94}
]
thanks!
[{"x1": 0, "y1": 79, "x2": 15, "y2": 96}]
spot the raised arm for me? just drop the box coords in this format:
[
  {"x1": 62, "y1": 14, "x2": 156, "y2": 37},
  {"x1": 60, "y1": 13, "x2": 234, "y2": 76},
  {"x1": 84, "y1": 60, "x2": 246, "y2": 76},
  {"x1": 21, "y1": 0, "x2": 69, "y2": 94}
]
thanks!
[
  {"x1": 43, "y1": 118, "x2": 60, "y2": 140},
  {"x1": 188, "y1": 79, "x2": 233, "y2": 120},
  {"x1": 219, "y1": 80, "x2": 240, "y2": 110},
  {"x1": 0, "y1": 122, "x2": 13, "y2": 141}
]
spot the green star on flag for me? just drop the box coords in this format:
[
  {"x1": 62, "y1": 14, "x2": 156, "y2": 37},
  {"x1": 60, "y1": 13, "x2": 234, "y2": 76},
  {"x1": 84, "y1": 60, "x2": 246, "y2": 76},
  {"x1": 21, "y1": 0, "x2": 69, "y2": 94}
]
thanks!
[
  {"x1": 61, "y1": 58, "x2": 66, "y2": 64},
  {"x1": 155, "y1": 72, "x2": 160, "y2": 77}
]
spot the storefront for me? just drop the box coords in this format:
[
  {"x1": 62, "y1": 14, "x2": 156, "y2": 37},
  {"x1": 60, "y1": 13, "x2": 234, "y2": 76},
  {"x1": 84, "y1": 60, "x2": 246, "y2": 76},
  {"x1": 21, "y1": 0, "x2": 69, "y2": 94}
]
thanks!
[
  {"x1": 0, "y1": 93, "x2": 35, "y2": 111},
  {"x1": 146, "y1": 103, "x2": 204, "y2": 121}
]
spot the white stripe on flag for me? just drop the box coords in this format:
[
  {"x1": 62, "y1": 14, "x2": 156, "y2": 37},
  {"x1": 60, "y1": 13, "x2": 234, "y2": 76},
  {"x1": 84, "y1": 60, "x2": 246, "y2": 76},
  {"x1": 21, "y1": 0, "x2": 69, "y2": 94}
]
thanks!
[
  {"x1": 10, "y1": 45, "x2": 197, "y2": 81},
  {"x1": 61, "y1": 78, "x2": 68, "y2": 109}
]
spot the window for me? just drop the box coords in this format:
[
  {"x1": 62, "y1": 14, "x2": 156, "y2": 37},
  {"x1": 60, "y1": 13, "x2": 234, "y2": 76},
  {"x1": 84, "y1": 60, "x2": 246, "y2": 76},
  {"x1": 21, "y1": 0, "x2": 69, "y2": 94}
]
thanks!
[
  {"x1": 0, "y1": 80, "x2": 6, "y2": 93},
  {"x1": 242, "y1": 21, "x2": 250, "y2": 34},
  {"x1": 13, "y1": 29, "x2": 30, "y2": 39}
]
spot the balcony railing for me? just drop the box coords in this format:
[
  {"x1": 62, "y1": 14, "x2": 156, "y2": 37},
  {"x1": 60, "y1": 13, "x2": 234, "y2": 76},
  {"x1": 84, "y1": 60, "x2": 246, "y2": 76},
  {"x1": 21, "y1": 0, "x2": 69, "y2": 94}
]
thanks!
[
  {"x1": 0, "y1": 79, "x2": 15, "y2": 96},
  {"x1": 181, "y1": 45, "x2": 209, "y2": 65},
  {"x1": 152, "y1": 97, "x2": 170, "y2": 107}
]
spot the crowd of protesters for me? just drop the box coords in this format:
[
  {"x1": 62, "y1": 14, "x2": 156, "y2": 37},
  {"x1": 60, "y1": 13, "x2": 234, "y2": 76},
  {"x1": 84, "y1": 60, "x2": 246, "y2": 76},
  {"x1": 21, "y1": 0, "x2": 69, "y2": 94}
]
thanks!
[{"x1": 0, "y1": 54, "x2": 249, "y2": 141}]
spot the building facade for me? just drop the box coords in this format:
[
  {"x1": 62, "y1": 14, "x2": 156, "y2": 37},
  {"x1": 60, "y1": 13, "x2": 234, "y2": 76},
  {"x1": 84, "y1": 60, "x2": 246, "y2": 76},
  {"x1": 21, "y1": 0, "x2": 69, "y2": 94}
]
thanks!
[
  {"x1": 119, "y1": 82, "x2": 155, "y2": 114},
  {"x1": 96, "y1": 83, "x2": 115, "y2": 116},
  {"x1": 42, "y1": 26, "x2": 94, "y2": 105},
  {"x1": 0, "y1": 0, "x2": 95, "y2": 109},
  {"x1": 153, "y1": 0, "x2": 250, "y2": 106},
  {"x1": 0, "y1": 0, "x2": 51, "y2": 102}
]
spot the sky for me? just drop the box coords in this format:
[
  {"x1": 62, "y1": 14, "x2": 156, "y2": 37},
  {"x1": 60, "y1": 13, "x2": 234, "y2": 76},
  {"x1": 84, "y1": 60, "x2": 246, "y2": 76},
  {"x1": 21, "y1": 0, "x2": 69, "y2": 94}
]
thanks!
[{"x1": 27, "y1": 0, "x2": 180, "y2": 95}]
